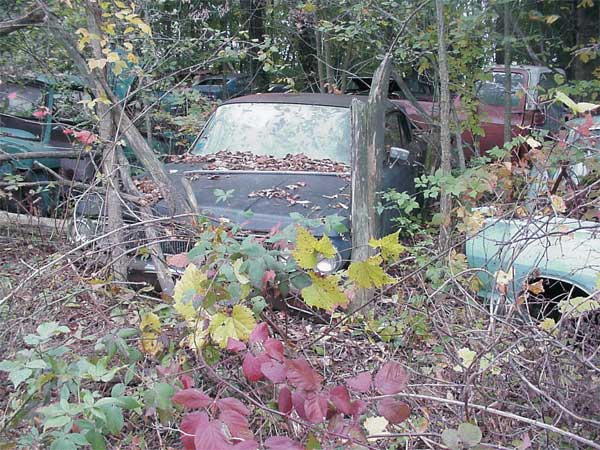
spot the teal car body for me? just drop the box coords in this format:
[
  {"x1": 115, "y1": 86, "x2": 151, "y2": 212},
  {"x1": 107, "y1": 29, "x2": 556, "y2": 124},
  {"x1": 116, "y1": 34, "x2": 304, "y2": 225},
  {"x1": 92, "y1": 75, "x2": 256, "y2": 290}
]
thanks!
[{"x1": 466, "y1": 215, "x2": 600, "y2": 302}]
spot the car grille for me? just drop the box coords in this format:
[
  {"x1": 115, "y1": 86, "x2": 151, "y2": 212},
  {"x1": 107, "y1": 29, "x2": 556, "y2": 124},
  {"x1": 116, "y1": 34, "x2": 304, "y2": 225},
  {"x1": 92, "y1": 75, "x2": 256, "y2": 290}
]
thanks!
[{"x1": 160, "y1": 239, "x2": 195, "y2": 255}]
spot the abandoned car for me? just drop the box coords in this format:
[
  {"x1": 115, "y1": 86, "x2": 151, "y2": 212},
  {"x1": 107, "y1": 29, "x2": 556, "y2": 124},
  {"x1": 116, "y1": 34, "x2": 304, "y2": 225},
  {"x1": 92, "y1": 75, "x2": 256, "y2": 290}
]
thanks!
[{"x1": 73, "y1": 93, "x2": 417, "y2": 279}]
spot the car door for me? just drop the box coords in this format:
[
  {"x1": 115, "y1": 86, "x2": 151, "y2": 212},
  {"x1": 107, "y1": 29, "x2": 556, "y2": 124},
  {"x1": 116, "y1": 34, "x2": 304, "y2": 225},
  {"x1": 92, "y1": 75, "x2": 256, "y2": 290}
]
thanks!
[{"x1": 476, "y1": 69, "x2": 528, "y2": 154}]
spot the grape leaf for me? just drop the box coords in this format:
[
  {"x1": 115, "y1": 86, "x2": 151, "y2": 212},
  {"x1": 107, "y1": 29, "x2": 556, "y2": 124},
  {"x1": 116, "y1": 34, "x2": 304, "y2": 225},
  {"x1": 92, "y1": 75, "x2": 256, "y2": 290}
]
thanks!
[
  {"x1": 348, "y1": 256, "x2": 395, "y2": 289},
  {"x1": 369, "y1": 230, "x2": 405, "y2": 262},
  {"x1": 346, "y1": 372, "x2": 372, "y2": 393},
  {"x1": 172, "y1": 389, "x2": 212, "y2": 409},
  {"x1": 278, "y1": 386, "x2": 293, "y2": 414},
  {"x1": 173, "y1": 264, "x2": 207, "y2": 322},
  {"x1": 377, "y1": 398, "x2": 411, "y2": 424},
  {"x1": 194, "y1": 420, "x2": 232, "y2": 450},
  {"x1": 285, "y1": 358, "x2": 324, "y2": 391},
  {"x1": 301, "y1": 273, "x2": 348, "y2": 311},
  {"x1": 265, "y1": 437, "x2": 304, "y2": 450},
  {"x1": 180, "y1": 412, "x2": 209, "y2": 450},
  {"x1": 260, "y1": 360, "x2": 287, "y2": 383},
  {"x1": 293, "y1": 226, "x2": 336, "y2": 269},
  {"x1": 304, "y1": 392, "x2": 329, "y2": 423},
  {"x1": 209, "y1": 305, "x2": 257, "y2": 348},
  {"x1": 374, "y1": 362, "x2": 408, "y2": 394}
]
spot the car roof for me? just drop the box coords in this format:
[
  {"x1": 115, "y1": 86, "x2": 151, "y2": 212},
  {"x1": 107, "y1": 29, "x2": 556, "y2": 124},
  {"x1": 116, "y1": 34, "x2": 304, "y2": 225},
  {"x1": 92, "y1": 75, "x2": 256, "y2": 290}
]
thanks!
[{"x1": 223, "y1": 93, "x2": 400, "y2": 110}]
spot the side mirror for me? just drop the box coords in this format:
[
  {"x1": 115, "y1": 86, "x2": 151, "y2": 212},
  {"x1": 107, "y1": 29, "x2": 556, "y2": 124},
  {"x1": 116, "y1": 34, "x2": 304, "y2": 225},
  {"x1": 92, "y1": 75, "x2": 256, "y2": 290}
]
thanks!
[{"x1": 389, "y1": 146, "x2": 410, "y2": 167}]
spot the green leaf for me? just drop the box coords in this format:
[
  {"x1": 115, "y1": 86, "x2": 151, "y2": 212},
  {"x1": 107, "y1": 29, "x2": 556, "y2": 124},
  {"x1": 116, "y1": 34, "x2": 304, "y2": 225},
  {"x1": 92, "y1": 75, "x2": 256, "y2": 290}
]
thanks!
[
  {"x1": 43, "y1": 415, "x2": 71, "y2": 431},
  {"x1": 9, "y1": 368, "x2": 32, "y2": 388},
  {"x1": 558, "y1": 296, "x2": 600, "y2": 318},
  {"x1": 458, "y1": 422, "x2": 482, "y2": 447},
  {"x1": 208, "y1": 305, "x2": 257, "y2": 348},
  {"x1": 348, "y1": 256, "x2": 395, "y2": 288},
  {"x1": 154, "y1": 382, "x2": 175, "y2": 411},
  {"x1": 293, "y1": 227, "x2": 336, "y2": 269},
  {"x1": 306, "y1": 433, "x2": 322, "y2": 450},
  {"x1": 25, "y1": 359, "x2": 48, "y2": 369},
  {"x1": 369, "y1": 230, "x2": 405, "y2": 262},
  {"x1": 441, "y1": 429, "x2": 460, "y2": 450},
  {"x1": 301, "y1": 273, "x2": 348, "y2": 311},
  {"x1": 102, "y1": 406, "x2": 124, "y2": 435},
  {"x1": 50, "y1": 437, "x2": 77, "y2": 450},
  {"x1": 86, "y1": 430, "x2": 107, "y2": 450}
]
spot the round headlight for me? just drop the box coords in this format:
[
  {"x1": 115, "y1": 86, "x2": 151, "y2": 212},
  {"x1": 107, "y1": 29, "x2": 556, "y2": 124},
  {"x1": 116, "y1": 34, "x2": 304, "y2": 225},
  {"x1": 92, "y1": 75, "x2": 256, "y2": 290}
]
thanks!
[
  {"x1": 71, "y1": 218, "x2": 98, "y2": 244},
  {"x1": 315, "y1": 253, "x2": 342, "y2": 275}
]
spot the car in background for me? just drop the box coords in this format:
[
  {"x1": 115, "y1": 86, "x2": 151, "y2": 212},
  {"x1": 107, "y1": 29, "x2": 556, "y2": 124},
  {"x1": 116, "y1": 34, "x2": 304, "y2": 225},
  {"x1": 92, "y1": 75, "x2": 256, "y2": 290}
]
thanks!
[
  {"x1": 192, "y1": 74, "x2": 253, "y2": 100},
  {"x1": 74, "y1": 93, "x2": 418, "y2": 279},
  {"x1": 466, "y1": 214, "x2": 599, "y2": 320},
  {"x1": 348, "y1": 65, "x2": 568, "y2": 157}
]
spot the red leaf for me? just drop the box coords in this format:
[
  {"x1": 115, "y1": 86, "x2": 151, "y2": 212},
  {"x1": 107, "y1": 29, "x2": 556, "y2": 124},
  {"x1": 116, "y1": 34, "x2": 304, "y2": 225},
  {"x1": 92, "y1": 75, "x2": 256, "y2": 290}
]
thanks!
[
  {"x1": 242, "y1": 353, "x2": 266, "y2": 382},
  {"x1": 261, "y1": 360, "x2": 287, "y2": 383},
  {"x1": 264, "y1": 338, "x2": 284, "y2": 361},
  {"x1": 265, "y1": 437, "x2": 304, "y2": 450},
  {"x1": 374, "y1": 362, "x2": 408, "y2": 395},
  {"x1": 32, "y1": 107, "x2": 50, "y2": 119},
  {"x1": 291, "y1": 390, "x2": 307, "y2": 420},
  {"x1": 166, "y1": 253, "x2": 189, "y2": 268},
  {"x1": 327, "y1": 413, "x2": 347, "y2": 435},
  {"x1": 7, "y1": 91, "x2": 17, "y2": 100},
  {"x1": 219, "y1": 409, "x2": 253, "y2": 440},
  {"x1": 285, "y1": 359, "x2": 323, "y2": 391},
  {"x1": 180, "y1": 412, "x2": 209, "y2": 450},
  {"x1": 217, "y1": 397, "x2": 250, "y2": 417},
  {"x1": 172, "y1": 389, "x2": 212, "y2": 409},
  {"x1": 180, "y1": 374, "x2": 193, "y2": 389},
  {"x1": 377, "y1": 398, "x2": 411, "y2": 424},
  {"x1": 346, "y1": 372, "x2": 372, "y2": 393},
  {"x1": 73, "y1": 130, "x2": 98, "y2": 144},
  {"x1": 261, "y1": 270, "x2": 276, "y2": 287},
  {"x1": 62, "y1": 128, "x2": 74, "y2": 135},
  {"x1": 278, "y1": 386, "x2": 292, "y2": 414},
  {"x1": 226, "y1": 338, "x2": 247, "y2": 353},
  {"x1": 194, "y1": 420, "x2": 233, "y2": 450},
  {"x1": 249, "y1": 323, "x2": 270, "y2": 344},
  {"x1": 330, "y1": 385, "x2": 352, "y2": 415},
  {"x1": 349, "y1": 399, "x2": 367, "y2": 417},
  {"x1": 232, "y1": 441, "x2": 258, "y2": 450},
  {"x1": 304, "y1": 392, "x2": 329, "y2": 423}
]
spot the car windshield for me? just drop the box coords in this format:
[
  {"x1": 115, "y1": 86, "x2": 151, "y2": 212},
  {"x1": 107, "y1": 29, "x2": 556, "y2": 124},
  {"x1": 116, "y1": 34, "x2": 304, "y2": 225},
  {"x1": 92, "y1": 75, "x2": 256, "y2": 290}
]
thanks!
[
  {"x1": 193, "y1": 102, "x2": 351, "y2": 164},
  {"x1": 477, "y1": 73, "x2": 525, "y2": 107}
]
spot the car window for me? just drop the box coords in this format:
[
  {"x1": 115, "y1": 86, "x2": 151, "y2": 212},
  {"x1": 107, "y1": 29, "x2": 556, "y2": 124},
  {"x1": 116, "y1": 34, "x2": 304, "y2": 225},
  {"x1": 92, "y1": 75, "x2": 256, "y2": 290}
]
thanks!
[
  {"x1": 194, "y1": 103, "x2": 352, "y2": 164},
  {"x1": 384, "y1": 112, "x2": 407, "y2": 151},
  {"x1": 52, "y1": 88, "x2": 93, "y2": 123},
  {"x1": 0, "y1": 82, "x2": 44, "y2": 117},
  {"x1": 198, "y1": 78, "x2": 225, "y2": 86},
  {"x1": 477, "y1": 72, "x2": 525, "y2": 107}
]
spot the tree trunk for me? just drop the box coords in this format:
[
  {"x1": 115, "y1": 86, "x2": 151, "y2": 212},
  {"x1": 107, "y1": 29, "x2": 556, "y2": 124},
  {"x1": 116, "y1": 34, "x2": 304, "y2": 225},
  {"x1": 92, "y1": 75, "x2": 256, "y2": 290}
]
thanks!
[
  {"x1": 86, "y1": 1, "x2": 127, "y2": 279},
  {"x1": 315, "y1": 29, "x2": 326, "y2": 93},
  {"x1": 349, "y1": 54, "x2": 392, "y2": 312},
  {"x1": 435, "y1": 0, "x2": 452, "y2": 247},
  {"x1": 574, "y1": 0, "x2": 600, "y2": 83},
  {"x1": 503, "y1": 0, "x2": 512, "y2": 145}
]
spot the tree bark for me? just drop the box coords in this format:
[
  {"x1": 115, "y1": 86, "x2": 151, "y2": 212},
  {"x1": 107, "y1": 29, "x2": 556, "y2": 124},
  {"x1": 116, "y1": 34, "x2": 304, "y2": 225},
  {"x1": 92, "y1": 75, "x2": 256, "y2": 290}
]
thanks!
[
  {"x1": 0, "y1": 7, "x2": 45, "y2": 36},
  {"x1": 349, "y1": 53, "x2": 392, "y2": 312},
  {"x1": 435, "y1": 0, "x2": 452, "y2": 247},
  {"x1": 503, "y1": 0, "x2": 512, "y2": 145},
  {"x1": 86, "y1": 1, "x2": 127, "y2": 279}
]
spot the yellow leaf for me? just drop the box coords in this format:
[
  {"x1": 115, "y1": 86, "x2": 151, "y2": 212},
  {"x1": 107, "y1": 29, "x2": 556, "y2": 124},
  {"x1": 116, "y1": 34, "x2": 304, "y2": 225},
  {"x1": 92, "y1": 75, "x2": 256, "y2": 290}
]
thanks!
[
  {"x1": 368, "y1": 230, "x2": 405, "y2": 262},
  {"x1": 106, "y1": 51, "x2": 120, "y2": 63},
  {"x1": 137, "y1": 21, "x2": 152, "y2": 35},
  {"x1": 112, "y1": 60, "x2": 128, "y2": 76},
  {"x1": 103, "y1": 23, "x2": 116, "y2": 35},
  {"x1": 139, "y1": 312, "x2": 162, "y2": 356},
  {"x1": 538, "y1": 318, "x2": 557, "y2": 335},
  {"x1": 364, "y1": 416, "x2": 389, "y2": 441},
  {"x1": 127, "y1": 53, "x2": 139, "y2": 64},
  {"x1": 87, "y1": 58, "x2": 107, "y2": 70},
  {"x1": 124, "y1": 26, "x2": 134, "y2": 33},
  {"x1": 301, "y1": 273, "x2": 348, "y2": 311},
  {"x1": 574, "y1": 102, "x2": 600, "y2": 114},
  {"x1": 232, "y1": 258, "x2": 249, "y2": 284},
  {"x1": 495, "y1": 269, "x2": 513, "y2": 286},
  {"x1": 526, "y1": 136, "x2": 541, "y2": 148},
  {"x1": 348, "y1": 256, "x2": 395, "y2": 289},
  {"x1": 550, "y1": 194, "x2": 566, "y2": 213},
  {"x1": 123, "y1": 42, "x2": 133, "y2": 51},
  {"x1": 208, "y1": 305, "x2": 256, "y2": 348},
  {"x1": 527, "y1": 280, "x2": 545, "y2": 295},
  {"x1": 558, "y1": 296, "x2": 600, "y2": 318},
  {"x1": 453, "y1": 347, "x2": 476, "y2": 372},
  {"x1": 173, "y1": 264, "x2": 207, "y2": 322},
  {"x1": 115, "y1": 0, "x2": 127, "y2": 7},
  {"x1": 293, "y1": 226, "x2": 336, "y2": 270},
  {"x1": 555, "y1": 91, "x2": 577, "y2": 111},
  {"x1": 545, "y1": 14, "x2": 559, "y2": 24}
]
